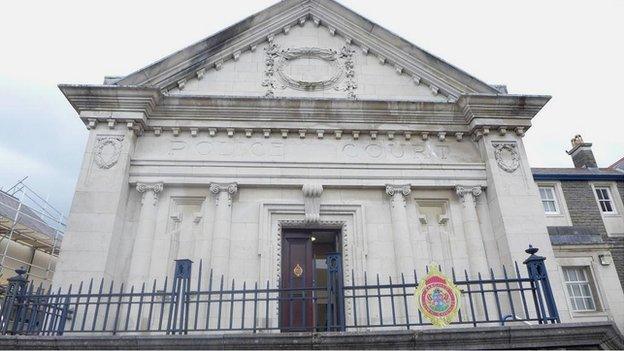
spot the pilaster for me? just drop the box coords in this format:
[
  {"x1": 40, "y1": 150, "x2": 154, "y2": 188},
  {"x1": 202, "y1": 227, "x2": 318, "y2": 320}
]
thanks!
[
  {"x1": 127, "y1": 182, "x2": 164, "y2": 286},
  {"x1": 385, "y1": 184, "x2": 415, "y2": 276},
  {"x1": 476, "y1": 133, "x2": 570, "y2": 321},
  {"x1": 455, "y1": 186, "x2": 489, "y2": 277},
  {"x1": 209, "y1": 183, "x2": 238, "y2": 279},
  {"x1": 53, "y1": 122, "x2": 138, "y2": 288}
]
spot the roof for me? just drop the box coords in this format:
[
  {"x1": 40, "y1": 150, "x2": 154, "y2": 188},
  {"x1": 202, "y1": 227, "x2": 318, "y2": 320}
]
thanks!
[
  {"x1": 532, "y1": 167, "x2": 624, "y2": 181},
  {"x1": 112, "y1": 0, "x2": 500, "y2": 97},
  {"x1": 547, "y1": 226, "x2": 604, "y2": 246},
  {"x1": 610, "y1": 156, "x2": 624, "y2": 170}
]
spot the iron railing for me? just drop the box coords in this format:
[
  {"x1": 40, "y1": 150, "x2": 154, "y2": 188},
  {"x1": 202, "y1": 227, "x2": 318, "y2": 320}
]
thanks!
[{"x1": 0, "y1": 245, "x2": 558, "y2": 335}]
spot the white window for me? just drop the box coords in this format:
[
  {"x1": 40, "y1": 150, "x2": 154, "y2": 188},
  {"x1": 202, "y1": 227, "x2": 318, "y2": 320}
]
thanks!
[
  {"x1": 539, "y1": 186, "x2": 559, "y2": 214},
  {"x1": 562, "y1": 267, "x2": 597, "y2": 312},
  {"x1": 594, "y1": 187, "x2": 616, "y2": 213}
]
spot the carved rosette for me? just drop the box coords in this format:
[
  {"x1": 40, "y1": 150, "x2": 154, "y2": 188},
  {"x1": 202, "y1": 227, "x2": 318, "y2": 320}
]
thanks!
[
  {"x1": 209, "y1": 182, "x2": 238, "y2": 206},
  {"x1": 136, "y1": 182, "x2": 164, "y2": 204},
  {"x1": 455, "y1": 186, "x2": 482, "y2": 203},
  {"x1": 94, "y1": 135, "x2": 124, "y2": 169},
  {"x1": 493, "y1": 142, "x2": 520, "y2": 173}
]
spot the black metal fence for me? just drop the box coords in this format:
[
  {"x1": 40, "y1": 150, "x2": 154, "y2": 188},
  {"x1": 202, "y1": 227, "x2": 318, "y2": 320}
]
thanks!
[{"x1": 0, "y1": 246, "x2": 559, "y2": 336}]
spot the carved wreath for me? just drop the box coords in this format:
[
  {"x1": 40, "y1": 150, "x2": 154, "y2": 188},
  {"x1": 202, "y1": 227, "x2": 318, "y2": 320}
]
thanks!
[
  {"x1": 263, "y1": 43, "x2": 357, "y2": 99},
  {"x1": 94, "y1": 135, "x2": 124, "y2": 169},
  {"x1": 276, "y1": 47, "x2": 343, "y2": 91},
  {"x1": 493, "y1": 143, "x2": 520, "y2": 173}
]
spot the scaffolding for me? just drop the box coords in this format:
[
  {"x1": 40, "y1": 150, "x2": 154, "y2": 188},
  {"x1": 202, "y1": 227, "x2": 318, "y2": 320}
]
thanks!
[{"x1": 0, "y1": 177, "x2": 65, "y2": 289}]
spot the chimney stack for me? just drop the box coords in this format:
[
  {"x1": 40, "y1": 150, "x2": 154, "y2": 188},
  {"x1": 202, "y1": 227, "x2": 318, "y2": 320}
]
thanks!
[{"x1": 566, "y1": 135, "x2": 597, "y2": 168}]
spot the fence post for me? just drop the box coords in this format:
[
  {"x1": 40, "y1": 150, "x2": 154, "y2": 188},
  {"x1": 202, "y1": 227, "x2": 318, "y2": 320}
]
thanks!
[
  {"x1": 167, "y1": 259, "x2": 193, "y2": 335},
  {"x1": 0, "y1": 267, "x2": 29, "y2": 335},
  {"x1": 523, "y1": 245, "x2": 560, "y2": 323},
  {"x1": 325, "y1": 253, "x2": 345, "y2": 332}
]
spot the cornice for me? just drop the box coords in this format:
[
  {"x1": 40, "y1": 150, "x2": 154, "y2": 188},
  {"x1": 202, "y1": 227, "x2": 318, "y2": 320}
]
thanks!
[
  {"x1": 60, "y1": 86, "x2": 548, "y2": 139},
  {"x1": 457, "y1": 94, "x2": 551, "y2": 136},
  {"x1": 58, "y1": 84, "x2": 162, "y2": 130}
]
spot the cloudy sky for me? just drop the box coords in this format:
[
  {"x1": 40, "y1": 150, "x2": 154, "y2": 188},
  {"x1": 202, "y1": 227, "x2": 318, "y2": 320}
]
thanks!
[{"x1": 1, "y1": 0, "x2": 622, "y2": 214}]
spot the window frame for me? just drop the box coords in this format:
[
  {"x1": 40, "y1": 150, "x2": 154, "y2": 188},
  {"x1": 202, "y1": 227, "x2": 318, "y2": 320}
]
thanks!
[
  {"x1": 561, "y1": 266, "x2": 599, "y2": 313},
  {"x1": 593, "y1": 186, "x2": 617, "y2": 214},
  {"x1": 538, "y1": 185, "x2": 560, "y2": 214}
]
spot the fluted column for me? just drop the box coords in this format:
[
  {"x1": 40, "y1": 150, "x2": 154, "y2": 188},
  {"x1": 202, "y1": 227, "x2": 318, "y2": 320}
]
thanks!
[
  {"x1": 209, "y1": 182, "x2": 238, "y2": 279},
  {"x1": 455, "y1": 186, "x2": 489, "y2": 277},
  {"x1": 385, "y1": 184, "x2": 415, "y2": 276},
  {"x1": 128, "y1": 182, "x2": 163, "y2": 286}
]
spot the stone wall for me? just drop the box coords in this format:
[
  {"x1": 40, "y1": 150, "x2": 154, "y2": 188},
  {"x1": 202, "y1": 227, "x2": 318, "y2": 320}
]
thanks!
[{"x1": 1, "y1": 322, "x2": 621, "y2": 350}]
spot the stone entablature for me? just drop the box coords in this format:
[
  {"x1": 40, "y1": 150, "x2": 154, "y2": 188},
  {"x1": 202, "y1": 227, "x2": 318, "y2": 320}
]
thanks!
[{"x1": 60, "y1": 86, "x2": 545, "y2": 142}]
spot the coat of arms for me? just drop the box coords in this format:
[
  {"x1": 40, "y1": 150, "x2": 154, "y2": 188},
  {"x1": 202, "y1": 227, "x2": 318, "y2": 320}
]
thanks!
[{"x1": 415, "y1": 264, "x2": 461, "y2": 327}]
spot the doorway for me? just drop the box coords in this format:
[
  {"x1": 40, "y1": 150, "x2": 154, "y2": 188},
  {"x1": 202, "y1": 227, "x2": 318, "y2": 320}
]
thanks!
[{"x1": 280, "y1": 228, "x2": 342, "y2": 332}]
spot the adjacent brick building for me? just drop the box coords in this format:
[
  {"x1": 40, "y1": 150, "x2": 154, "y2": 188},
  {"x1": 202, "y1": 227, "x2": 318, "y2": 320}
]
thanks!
[{"x1": 533, "y1": 136, "x2": 624, "y2": 292}]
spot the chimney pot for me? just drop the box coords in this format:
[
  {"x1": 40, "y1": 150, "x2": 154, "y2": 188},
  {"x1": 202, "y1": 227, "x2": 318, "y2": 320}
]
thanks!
[{"x1": 566, "y1": 134, "x2": 597, "y2": 168}]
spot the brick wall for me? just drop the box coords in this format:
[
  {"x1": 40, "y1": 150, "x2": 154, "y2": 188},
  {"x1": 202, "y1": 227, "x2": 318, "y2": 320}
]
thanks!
[{"x1": 560, "y1": 181, "x2": 624, "y2": 288}]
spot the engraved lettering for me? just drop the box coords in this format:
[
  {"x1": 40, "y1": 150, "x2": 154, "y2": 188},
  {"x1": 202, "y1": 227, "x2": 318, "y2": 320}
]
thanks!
[
  {"x1": 342, "y1": 143, "x2": 357, "y2": 157},
  {"x1": 169, "y1": 140, "x2": 187, "y2": 156},
  {"x1": 196, "y1": 141, "x2": 212, "y2": 155},
  {"x1": 270, "y1": 142, "x2": 285, "y2": 157},
  {"x1": 433, "y1": 145, "x2": 449, "y2": 160},
  {"x1": 365, "y1": 144, "x2": 383, "y2": 158},
  {"x1": 389, "y1": 143, "x2": 405, "y2": 158},
  {"x1": 250, "y1": 142, "x2": 266, "y2": 156}
]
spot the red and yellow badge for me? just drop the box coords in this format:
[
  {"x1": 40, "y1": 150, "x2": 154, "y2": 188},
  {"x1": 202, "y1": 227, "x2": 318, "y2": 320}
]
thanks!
[{"x1": 414, "y1": 264, "x2": 462, "y2": 327}]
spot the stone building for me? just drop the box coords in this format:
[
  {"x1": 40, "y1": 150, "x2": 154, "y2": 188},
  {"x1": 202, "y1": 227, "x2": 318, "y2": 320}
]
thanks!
[
  {"x1": 533, "y1": 136, "x2": 624, "y2": 299},
  {"x1": 52, "y1": 0, "x2": 624, "y2": 339}
]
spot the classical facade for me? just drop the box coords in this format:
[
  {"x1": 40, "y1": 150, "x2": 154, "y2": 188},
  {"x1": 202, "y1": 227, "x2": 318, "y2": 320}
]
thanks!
[{"x1": 53, "y1": 0, "x2": 623, "y2": 336}]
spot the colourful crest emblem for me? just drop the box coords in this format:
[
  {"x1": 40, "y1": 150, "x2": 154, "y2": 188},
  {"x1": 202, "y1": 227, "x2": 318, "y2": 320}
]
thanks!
[{"x1": 414, "y1": 264, "x2": 461, "y2": 327}]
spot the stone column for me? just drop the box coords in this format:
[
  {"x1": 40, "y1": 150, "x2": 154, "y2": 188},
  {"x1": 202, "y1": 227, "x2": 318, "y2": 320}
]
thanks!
[
  {"x1": 128, "y1": 182, "x2": 163, "y2": 286},
  {"x1": 455, "y1": 186, "x2": 489, "y2": 277},
  {"x1": 208, "y1": 183, "x2": 238, "y2": 279},
  {"x1": 385, "y1": 185, "x2": 415, "y2": 276}
]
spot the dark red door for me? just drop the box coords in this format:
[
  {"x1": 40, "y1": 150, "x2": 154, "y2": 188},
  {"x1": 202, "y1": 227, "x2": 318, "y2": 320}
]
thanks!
[{"x1": 280, "y1": 231, "x2": 314, "y2": 331}]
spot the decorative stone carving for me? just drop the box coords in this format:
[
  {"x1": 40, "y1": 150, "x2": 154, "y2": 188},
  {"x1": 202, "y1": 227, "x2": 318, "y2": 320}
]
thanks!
[
  {"x1": 209, "y1": 182, "x2": 238, "y2": 206},
  {"x1": 277, "y1": 47, "x2": 343, "y2": 91},
  {"x1": 136, "y1": 182, "x2": 164, "y2": 204},
  {"x1": 302, "y1": 183, "x2": 323, "y2": 224},
  {"x1": 385, "y1": 184, "x2": 411, "y2": 198},
  {"x1": 262, "y1": 42, "x2": 357, "y2": 99},
  {"x1": 261, "y1": 41, "x2": 280, "y2": 97},
  {"x1": 338, "y1": 45, "x2": 357, "y2": 99},
  {"x1": 455, "y1": 186, "x2": 482, "y2": 203},
  {"x1": 493, "y1": 142, "x2": 520, "y2": 173},
  {"x1": 94, "y1": 135, "x2": 124, "y2": 169}
]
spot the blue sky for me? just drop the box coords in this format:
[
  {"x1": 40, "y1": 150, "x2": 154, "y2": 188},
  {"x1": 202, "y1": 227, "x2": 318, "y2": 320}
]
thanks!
[{"x1": 1, "y1": 0, "x2": 623, "y2": 215}]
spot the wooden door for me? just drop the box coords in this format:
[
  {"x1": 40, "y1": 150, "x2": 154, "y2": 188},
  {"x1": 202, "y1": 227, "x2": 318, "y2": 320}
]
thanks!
[{"x1": 280, "y1": 231, "x2": 314, "y2": 331}]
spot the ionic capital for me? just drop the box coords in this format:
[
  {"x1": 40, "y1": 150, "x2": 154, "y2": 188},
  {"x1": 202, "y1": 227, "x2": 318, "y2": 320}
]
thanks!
[
  {"x1": 136, "y1": 182, "x2": 164, "y2": 204},
  {"x1": 455, "y1": 186, "x2": 482, "y2": 203},
  {"x1": 209, "y1": 182, "x2": 238, "y2": 195},
  {"x1": 209, "y1": 182, "x2": 238, "y2": 207},
  {"x1": 385, "y1": 184, "x2": 411, "y2": 198}
]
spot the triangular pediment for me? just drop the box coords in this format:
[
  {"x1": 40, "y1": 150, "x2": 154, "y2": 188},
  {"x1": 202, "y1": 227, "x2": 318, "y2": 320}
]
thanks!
[{"x1": 114, "y1": 0, "x2": 500, "y2": 101}]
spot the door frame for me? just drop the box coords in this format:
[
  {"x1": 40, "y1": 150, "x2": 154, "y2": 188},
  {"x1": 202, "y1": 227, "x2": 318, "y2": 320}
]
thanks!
[{"x1": 279, "y1": 227, "x2": 343, "y2": 331}]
